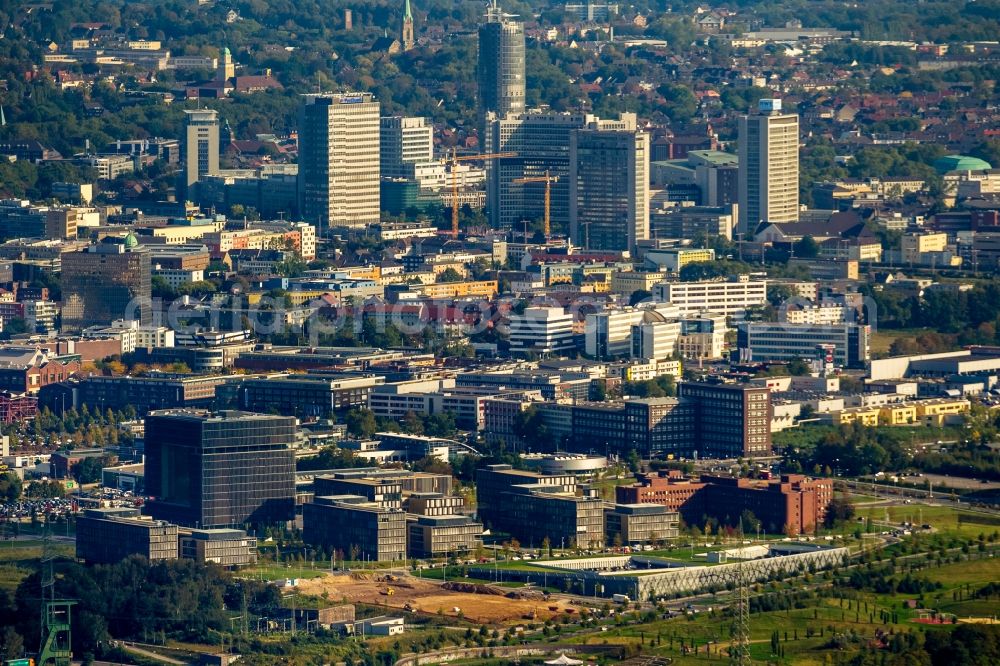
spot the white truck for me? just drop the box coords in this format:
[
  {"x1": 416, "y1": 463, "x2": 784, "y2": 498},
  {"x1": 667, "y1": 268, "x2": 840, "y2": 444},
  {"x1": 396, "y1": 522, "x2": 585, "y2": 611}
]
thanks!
[{"x1": 612, "y1": 594, "x2": 631, "y2": 604}]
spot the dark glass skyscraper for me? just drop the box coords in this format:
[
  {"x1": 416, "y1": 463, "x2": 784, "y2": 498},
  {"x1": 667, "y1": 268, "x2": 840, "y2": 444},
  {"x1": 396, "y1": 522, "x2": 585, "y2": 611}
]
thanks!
[
  {"x1": 60, "y1": 233, "x2": 151, "y2": 330},
  {"x1": 477, "y1": 2, "x2": 525, "y2": 126},
  {"x1": 144, "y1": 410, "x2": 296, "y2": 528}
]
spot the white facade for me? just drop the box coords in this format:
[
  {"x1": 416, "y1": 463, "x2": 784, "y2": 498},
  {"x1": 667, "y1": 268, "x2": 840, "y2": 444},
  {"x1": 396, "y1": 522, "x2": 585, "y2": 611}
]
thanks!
[
  {"x1": 152, "y1": 266, "x2": 204, "y2": 287},
  {"x1": 83, "y1": 154, "x2": 136, "y2": 180},
  {"x1": 409, "y1": 162, "x2": 486, "y2": 192},
  {"x1": 653, "y1": 276, "x2": 767, "y2": 319},
  {"x1": 508, "y1": 306, "x2": 576, "y2": 355},
  {"x1": 380, "y1": 116, "x2": 434, "y2": 179},
  {"x1": 781, "y1": 303, "x2": 848, "y2": 325},
  {"x1": 183, "y1": 109, "x2": 219, "y2": 189},
  {"x1": 111, "y1": 319, "x2": 175, "y2": 350},
  {"x1": 585, "y1": 303, "x2": 680, "y2": 359},
  {"x1": 24, "y1": 300, "x2": 59, "y2": 334},
  {"x1": 630, "y1": 321, "x2": 680, "y2": 361},
  {"x1": 299, "y1": 93, "x2": 380, "y2": 230},
  {"x1": 738, "y1": 100, "x2": 799, "y2": 234}
]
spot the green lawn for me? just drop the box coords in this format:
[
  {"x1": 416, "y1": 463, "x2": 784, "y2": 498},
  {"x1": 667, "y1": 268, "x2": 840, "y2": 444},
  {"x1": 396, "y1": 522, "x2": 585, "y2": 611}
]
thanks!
[
  {"x1": 919, "y1": 557, "x2": 1000, "y2": 586},
  {"x1": 855, "y1": 504, "x2": 1000, "y2": 539},
  {"x1": 241, "y1": 563, "x2": 330, "y2": 581},
  {"x1": 0, "y1": 539, "x2": 75, "y2": 592}
]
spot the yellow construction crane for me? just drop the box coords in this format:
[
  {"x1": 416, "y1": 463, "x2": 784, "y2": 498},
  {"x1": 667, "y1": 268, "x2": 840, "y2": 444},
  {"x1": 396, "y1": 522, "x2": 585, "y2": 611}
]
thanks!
[
  {"x1": 446, "y1": 148, "x2": 516, "y2": 238},
  {"x1": 512, "y1": 170, "x2": 560, "y2": 240}
]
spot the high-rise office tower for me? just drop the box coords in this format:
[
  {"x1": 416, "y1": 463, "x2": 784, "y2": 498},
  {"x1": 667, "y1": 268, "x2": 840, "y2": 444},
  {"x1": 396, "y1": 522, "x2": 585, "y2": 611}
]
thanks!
[
  {"x1": 738, "y1": 98, "x2": 799, "y2": 235},
  {"x1": 484, "y1": 111, "x2": 642, "y2": 232},
  {"x1": 183, "y1": 109, "x2": 219, "y2": 192},
  {"x1": 477, "y1": 2, "x2": 525, "y2": 126},
  {"x1": 144, "y1": 410, "x2": 297, "y2": 528},
  {"x1": 569, "y1": 116, "x2": 649, "y2": 253},
  {"x1": 380, "y1": 116, "x2": 433, "y2": 178},
  {"x1": 61, "y1": 233, "x2": 151, "y2": 330},
  {"x1": 299, "y1": 93, "x2": 381, "y2": 232},
  {"x1": 483, "y1": 111, "x2": 585, "y2": 230},
  {"x1": 400, "y1": 0, "x2": 415, "y2": 50}
]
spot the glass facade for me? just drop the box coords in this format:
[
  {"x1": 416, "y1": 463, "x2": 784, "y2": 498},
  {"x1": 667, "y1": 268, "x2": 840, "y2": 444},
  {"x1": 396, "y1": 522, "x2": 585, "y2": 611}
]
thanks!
[
  {"x1": 61, "y1": 243, "x2": 152, "y2": 329},
  {"x1": 145, "y1": 411, "x2": 296, "y2": 528},
  {"x1": 477, "y1": 7, "x2": 525, "y2": 124}
]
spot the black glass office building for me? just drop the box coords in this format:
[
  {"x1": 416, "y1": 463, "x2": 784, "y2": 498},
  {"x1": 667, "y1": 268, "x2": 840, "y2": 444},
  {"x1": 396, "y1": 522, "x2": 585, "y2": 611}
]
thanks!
[{"x1": 144, "y1": 410, "x2": 296, "y2": 528}]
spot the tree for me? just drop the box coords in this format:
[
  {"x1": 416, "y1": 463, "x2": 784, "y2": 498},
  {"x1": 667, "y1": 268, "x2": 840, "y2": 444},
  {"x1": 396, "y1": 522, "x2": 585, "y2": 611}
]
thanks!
[
  {"x1": 679, "y1": 260, "x2": 754, "y2": 282},
  {"x1": 787, "y1": 358, "x2": 811, "y2": 376},
  {"x1": 626, "y1": 449, "x2": 641, "y2": 474},
  {"x1": 25, "y1": 480, "x2": 65, "y2": 498},
  {"x1": 72, "y1": 457, "x2": 104, "y2": 484},
  {"x1": 402, "y1": 410, "x2": 424, "y2": 435},
  {"x1": 767, "y1": 284, "x2": 795, "y2": 307},
  {"x1": 424, "y1": 412, "x2": 457, "y2": 439},
  {"x1": 0, "y1": 473, "x2": 21, "y2": 502},
  {"x1": 513, "y1": 405, "x2": 549, "y2": 451},
  {"x1": 824, "y1": 497, "x2": 856, "y2": 527},
  {"x1": 151, "y1": 276, "x2": 177, "y2": 299},
  {"x1": 412, "y1": 456, "x2": 452, "y2": 476},
  {"x1": 344, "y1": 408, "x2": 377, "y2": 439},
  {"x1": 628, "y1": 289, "x2": 652, "y2": 306},
  {"x1": 437, "y1": 267, "x2": 464, "y2": 283},
  {"x1": 275, "y1": 255, "x2": 307, "y2": 278},
  {"x1": 296, "y1": 446, "x2": 368, "y2": 471},
  {"x1": 740, "y1": 510, "x2": 761, "y2": 535},
  {"x1": 793, "y1": 235, "x2": 820, "y2": 258},
  {"x1": 0, "y1": 318, "x2": 29, "y2": 339},
  {"x1": 0, "y1": 626, "x2": 24, "y2": 662}
]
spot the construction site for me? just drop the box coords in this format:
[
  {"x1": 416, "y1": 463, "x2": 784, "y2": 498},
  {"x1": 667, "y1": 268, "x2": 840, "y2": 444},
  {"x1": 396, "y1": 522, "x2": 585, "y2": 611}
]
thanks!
[{"x1": 293, "y1": 571, "x2": 576, "y2": 624}]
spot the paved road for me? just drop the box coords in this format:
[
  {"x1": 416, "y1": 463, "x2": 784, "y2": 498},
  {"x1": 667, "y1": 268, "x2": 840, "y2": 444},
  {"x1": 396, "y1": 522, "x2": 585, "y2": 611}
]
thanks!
[
  {"x1": 844, "y1": 480, "x2": 1000, "y2": 515},
  {"x1": 120, "y1": 643, "x2": 186, "y2": 666}
]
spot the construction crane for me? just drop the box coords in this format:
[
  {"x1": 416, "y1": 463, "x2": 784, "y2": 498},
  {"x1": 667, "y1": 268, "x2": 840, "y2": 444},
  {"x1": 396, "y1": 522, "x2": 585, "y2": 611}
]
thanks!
[
  {"x1": 446, "y1": 148, "x2": 516, "y2": 238},
  {"x1": 512, "y1": 170, "x2": 560, "y2": 240}
]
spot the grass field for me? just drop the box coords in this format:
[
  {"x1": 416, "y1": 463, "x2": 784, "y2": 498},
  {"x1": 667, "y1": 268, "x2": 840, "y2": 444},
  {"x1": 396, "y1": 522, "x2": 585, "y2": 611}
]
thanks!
[
  {"x1": 869, "y1": 328, "x2": 946, "y2": 357},
  {"x1": 241, "y1": 563, "x2": 331, "y2": 581},
  {"x1": 855, "y1": 503, "x2": 1000, "y2": 539},
  {"x1": 0, "y1": 539, "x2": 74, "y2": 592}
]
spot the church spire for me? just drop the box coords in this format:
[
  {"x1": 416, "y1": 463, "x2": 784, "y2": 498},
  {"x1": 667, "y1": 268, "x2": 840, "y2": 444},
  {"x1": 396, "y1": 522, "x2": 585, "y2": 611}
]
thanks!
[{"x1": 401, "y1": 0, "x2": 415, "y2": 50}]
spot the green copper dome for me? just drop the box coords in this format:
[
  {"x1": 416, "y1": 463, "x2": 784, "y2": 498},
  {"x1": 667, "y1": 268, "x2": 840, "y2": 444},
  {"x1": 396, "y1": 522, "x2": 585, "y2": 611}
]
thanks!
[
  {"x1": 934, "y1": 154, "x2": 992, "y2": 174},
  {"x1": 123, "y1": 232, "x2": 139, "y2": 248}
]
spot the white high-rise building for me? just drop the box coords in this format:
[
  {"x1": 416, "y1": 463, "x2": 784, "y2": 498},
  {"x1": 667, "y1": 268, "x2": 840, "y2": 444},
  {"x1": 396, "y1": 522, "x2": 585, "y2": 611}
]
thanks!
[
  {"x1": 508, "y1": 306, "x2": 575, "y2": 355},
  {"x1": 738, "y1": 98, "x2": 799, "y2": 235},
  {"x1": 183, "y1": 109, "x2": 219, "y2": 191},
  {"x1": 380, "y1": 116, "x2": 434, "y2": 179},
  {"x1": 299, "y1": 93, "x2": 381, "y2": 231}
]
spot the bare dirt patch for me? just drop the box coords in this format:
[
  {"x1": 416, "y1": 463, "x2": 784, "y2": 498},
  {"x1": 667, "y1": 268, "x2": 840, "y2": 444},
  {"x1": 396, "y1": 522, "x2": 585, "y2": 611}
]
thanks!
[{"x1": 294, "y1": 573, "x2": 575, "y2": 624}]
